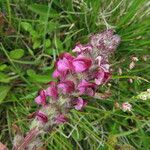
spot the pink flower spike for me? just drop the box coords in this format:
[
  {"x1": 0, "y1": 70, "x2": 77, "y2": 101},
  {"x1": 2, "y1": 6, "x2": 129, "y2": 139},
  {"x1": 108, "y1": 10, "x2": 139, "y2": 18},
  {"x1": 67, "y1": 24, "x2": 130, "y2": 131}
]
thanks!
[
  {"x1": 78, "y1": 80, "x2": 97, "y2": 96},
  {"x1": 121, "y1": 102, "x2": 132, "y2": 112},
  {"x1": 36, "y1": 111, "x2": 48, "y2": 123},
  {"x1": 74, "y1": 97, "x2": 87, "y2": 110},
  {"x1": 46, "y1": 82, "x2": 58, "y2": 100},
  {"x1": 72, "y1": 57, "x2": 92, "y2": 73},
  {"x1": 35, "y1": 90, "x2": 47, "y2": 105},
  {"x1": 58, "y1": 80, "x2": 75, "y2": 94},
  {"x1": 55, "y1": 114, "x2": 67, "y2": 124}
]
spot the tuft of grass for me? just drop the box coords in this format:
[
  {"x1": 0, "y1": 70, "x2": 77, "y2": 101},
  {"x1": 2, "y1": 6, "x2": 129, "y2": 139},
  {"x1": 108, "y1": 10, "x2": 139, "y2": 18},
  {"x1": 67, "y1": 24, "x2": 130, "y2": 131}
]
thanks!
[{"x1": 0, "y1": 0, "x2": 149, "y2": 149}]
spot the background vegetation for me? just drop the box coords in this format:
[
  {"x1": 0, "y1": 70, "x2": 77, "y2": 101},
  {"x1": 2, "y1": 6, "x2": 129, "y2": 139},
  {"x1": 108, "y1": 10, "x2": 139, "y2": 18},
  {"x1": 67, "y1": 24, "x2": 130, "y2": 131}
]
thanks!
[{"x1": 0, "y1": 0, "x2": 149, "y2": 149}]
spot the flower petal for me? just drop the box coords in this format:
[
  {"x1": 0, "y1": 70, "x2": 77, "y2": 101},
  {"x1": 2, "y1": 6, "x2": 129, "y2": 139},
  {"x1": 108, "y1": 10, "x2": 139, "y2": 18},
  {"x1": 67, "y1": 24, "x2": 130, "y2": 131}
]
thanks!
[
  {"x1": 72, "y1": 57, "x2": 92, "y2": 73},
  {"x1": 74, "y1": 97, "x2": 87, "y2": 110},
  {"x1": 58, "y1": 80, "x2": 75, "y2": 94}
]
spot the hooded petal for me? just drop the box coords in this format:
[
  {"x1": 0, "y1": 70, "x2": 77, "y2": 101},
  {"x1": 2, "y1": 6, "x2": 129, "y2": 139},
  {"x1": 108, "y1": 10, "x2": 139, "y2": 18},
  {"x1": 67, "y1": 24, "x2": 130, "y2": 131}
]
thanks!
[
  {"x1": 56, "y1": 53, "x2": 74, "y2": 72},
  {"x1": 46, "y1": 82, "x2": 58, "y2": 100},
  {"x1": 52, "y1": 69, "x2": 68, "y2": 79},
  {"x1": 57, "y1": 58, "x2": 71, "y2": 71},
  {"x1": 74, "y1": 97, "x2": 87, "y2": 110},
  {"x1": 78, "y1": 80, "x2": 97, "y2": 96},
  {"x1": 58, "y1": 80, "x2": 75, "y2": 94},
  {"x1": 72, "y1": 57, "x2": 92, "y2": 73},
  {"x1": 94, "y1": 69, "x2": 111, "y2": 85},
  {"x1": 35, "y1": 90, "x2": 47, "y2": 105}
]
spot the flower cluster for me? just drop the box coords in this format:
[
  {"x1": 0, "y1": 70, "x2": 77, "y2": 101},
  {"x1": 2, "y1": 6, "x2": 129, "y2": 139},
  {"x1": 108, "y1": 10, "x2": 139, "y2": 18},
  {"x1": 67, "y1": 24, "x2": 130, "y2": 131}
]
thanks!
[
  {"x1": 34, "y1": 29, "x2": 120, "y2": 125},
  {"x1": 13, "y1": 29, "x2": 121, "y2": 149}
]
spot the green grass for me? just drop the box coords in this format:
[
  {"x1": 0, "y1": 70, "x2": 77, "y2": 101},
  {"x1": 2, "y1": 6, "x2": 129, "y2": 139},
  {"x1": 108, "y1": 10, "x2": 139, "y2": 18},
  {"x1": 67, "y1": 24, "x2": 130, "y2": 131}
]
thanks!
[{"x1": 0, "y1": 0, "x2": 150, "y2": 149}]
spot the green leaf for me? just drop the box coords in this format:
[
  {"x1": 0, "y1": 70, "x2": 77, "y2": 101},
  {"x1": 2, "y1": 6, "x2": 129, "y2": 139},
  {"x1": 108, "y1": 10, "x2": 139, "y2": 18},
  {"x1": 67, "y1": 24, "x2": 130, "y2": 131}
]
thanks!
[
  {"x1": 0, "y1": 86, "x2": 11, "y2": 103},
  {"x1": 21, "y1": 22, "x2": 33, "y2": 32},
  {"x1": 9, "y1": 49, "x2": 24, "y2": 60},
  {"x1": 47, "y1": 22, "x2": 59, "y2": 32},
  {"x1": 0, "y1": 72, "x2": 11, "y2": 83},
  {"x1": 0, "y1": 64, "x2": 7, "y2": 71},
  {"x1": 33, "y1": 40, "x2": 41, "y2": 49},
  {"x1": 27, "y1": 69, "x2": 52, "y2": 83},
  {"x1": 44, "y1": 39, "x2": 51, "y2": 48}
]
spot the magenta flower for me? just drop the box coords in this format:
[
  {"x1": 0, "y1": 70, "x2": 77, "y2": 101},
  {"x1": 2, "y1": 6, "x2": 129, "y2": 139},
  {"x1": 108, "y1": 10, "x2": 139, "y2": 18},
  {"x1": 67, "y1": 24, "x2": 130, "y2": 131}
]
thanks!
[
  {"x1": 72, "y1": 56, "x2": 92, "y2": 73},
  {"x1": 55, "y1": 114, "x2": 67, "y2": 124},
  {"x1": 94, "y1": 69, "x2": 111, "y2": 85},
  {"x1": 36, "y1": 111, "x2": 48, "y2": 123},
  {"x1": 58, "y1": 80, "x2": 75, "y2": 94},
  {"x1": 77, "y1": 79, "x2": 97, "y2": 96},
  {"x1": 52, "y1": 69, "x2": 68, "y2": 79},
  {"x1": 56, "y1": 53, "x2": 74, "y2": 72},
  {"x1": 46, "y1": 82, "x2": 58, "y2": 100},
  {"x1": 74, "y1": 97, "x2": 87, "y2": 110},
  {"x1": 35, "y1": 90, "x2": 47, "y2": 105}
]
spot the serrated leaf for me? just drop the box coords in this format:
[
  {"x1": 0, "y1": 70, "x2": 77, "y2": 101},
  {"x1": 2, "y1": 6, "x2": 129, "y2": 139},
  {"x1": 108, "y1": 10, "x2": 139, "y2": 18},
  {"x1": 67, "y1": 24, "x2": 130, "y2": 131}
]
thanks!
[
  {"x1": 0, "y1": 86, "x2": 11, "y2": 103},
  {"x1": 9, "y1": 49, "x2": 24, "y2": 60}
]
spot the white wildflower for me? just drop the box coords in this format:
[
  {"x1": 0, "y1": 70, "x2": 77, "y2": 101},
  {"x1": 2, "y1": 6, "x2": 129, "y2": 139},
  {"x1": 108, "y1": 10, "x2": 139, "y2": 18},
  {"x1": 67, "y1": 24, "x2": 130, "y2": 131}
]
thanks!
[{"x1": 137, "y1": 89, "x2": 150, "y2": 100}]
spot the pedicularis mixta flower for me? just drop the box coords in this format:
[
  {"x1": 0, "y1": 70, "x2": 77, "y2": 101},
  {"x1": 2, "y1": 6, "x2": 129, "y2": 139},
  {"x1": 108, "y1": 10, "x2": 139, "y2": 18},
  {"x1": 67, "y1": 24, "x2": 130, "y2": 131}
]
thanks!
[{"x1": 13, "y1": 29, "x2": 121, "y2": 149}]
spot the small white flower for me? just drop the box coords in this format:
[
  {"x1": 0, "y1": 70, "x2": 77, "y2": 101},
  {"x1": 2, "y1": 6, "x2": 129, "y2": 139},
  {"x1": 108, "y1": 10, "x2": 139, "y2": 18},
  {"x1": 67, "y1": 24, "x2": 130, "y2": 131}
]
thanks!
[
  {"x1": 132, "y1": 57, "x2": 139, "y2": 62},
  {"x1": 147, "y1": 89, "x2": 150, "y2": 93},
  {"x1": 137, "y1": 89, "x2": 150, "y2": 100},
  {"x1": 139, "y1": 94, "x2": 147, "y2": 100},
  {"x1": 129, "y1": 61, "x2": 135, "y2": 70},
  {"x1": 121, "y1": 102, "x2": 132, "y2": 112}
]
